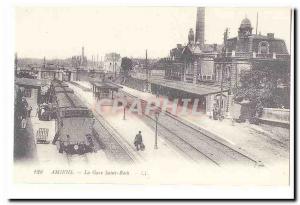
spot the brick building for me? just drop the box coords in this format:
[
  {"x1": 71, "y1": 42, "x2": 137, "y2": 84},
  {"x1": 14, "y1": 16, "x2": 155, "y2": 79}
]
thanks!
[{"x1": 214, "y1": 17, "x2": 290, "y2": 88}]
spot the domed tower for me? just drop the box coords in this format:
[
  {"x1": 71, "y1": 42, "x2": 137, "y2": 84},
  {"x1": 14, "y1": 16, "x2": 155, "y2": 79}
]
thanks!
[
  {"x1": 188, "y1": 28, "x2": 195, "y2": 45},
  {"x1": 238, "y1": 17, "x2": 253, "y2": 39}
]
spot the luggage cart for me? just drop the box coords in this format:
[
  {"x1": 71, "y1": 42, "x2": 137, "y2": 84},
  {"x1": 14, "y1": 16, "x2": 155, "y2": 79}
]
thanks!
[{"x1": 36, "y1": 128, "x2": 50, "y2": 144}]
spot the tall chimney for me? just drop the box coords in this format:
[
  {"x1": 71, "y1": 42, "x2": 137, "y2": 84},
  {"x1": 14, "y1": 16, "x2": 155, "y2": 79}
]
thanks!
[
  {"x1": 43, "y1": 56, "x2": 46, "y2": 69},
  {"x1": 195, "y1": 7, "x2": 205, "y2": 49},
  {"x1": 256, "y1": 12, "x2": 258, "y2": 35},
  {"x1": 82, "y1": 47, "x2": 85, "y2": 59},
  {"x1": 14, "y1": 53, "x2": 18, "y2": 70}
]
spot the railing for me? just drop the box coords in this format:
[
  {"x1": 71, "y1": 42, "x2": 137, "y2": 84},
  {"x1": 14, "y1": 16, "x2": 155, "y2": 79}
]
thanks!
[
  {"x1": 275, "y1": 54, "x2": 290, "y2": 60},
  {"x1": 256, "y1": 53, "x2": 273, "y2": 59},
  {"x1": 235, "y1": 52, "x2": 252, "y2": 58}
]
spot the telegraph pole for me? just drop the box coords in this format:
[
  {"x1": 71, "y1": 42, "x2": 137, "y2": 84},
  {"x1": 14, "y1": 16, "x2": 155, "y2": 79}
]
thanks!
[
  {"x1": 219, "y1": 28, "x2": 229, "y2": 117},
  {"x1": 154, "y1": 111, "x2": 159, "y2": 149},
  {"x1": 256, "y1": 12, "x2": 258, "y2": 35},
  {"x1": 123, "y1": 95, "x2": 126, "y2": 120},
  {"x1": 113, "y1": 53, "x2": 117, "y2": 78},
  {"x1": 145, "y1": 49, "x2": 149, "y2": 92},
  {"x1": 220, "y1": 66, "x2": 224, "y2": 114}
]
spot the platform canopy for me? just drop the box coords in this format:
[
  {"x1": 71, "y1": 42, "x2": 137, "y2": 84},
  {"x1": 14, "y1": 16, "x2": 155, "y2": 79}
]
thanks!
[
  {"x1": 150, "y1": 78, "x2": 229, "y2": 96},
  {"x1": 90, "y1": 81, "x2": 122, "y2": 91},
  {"x1": 15, "y1": 77, "x2": 49, "y2": 88}
]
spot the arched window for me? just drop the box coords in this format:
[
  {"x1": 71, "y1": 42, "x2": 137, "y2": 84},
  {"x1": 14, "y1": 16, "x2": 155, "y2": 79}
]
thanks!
[{"x1": 258, "y1": 41, "x2": 270, "y2": 54}]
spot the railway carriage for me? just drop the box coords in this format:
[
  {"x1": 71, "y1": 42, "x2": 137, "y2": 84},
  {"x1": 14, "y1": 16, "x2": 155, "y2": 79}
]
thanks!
[{"x1": 52, "y1": 81, "x2": 95, "y2": 155}]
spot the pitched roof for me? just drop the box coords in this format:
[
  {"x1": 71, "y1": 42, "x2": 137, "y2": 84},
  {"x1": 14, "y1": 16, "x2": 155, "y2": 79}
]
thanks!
[{"x1": 226, "y1": 34, "x2": 289, "y2": 54}]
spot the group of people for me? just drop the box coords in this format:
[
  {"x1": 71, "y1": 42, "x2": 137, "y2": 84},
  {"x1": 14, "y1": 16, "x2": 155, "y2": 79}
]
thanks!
[
  {"x1": 17, "y1": 97, "x2": 32, "y2": 129},
  {"x1": 212, "y1": 104, "x2": 224, "y2": 121}
]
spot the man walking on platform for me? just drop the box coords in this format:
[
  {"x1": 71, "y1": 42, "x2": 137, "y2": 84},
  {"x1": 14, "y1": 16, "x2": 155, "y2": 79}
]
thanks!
[{"x1": 134, "y1": 131, "x2": 145, "y2": 151}]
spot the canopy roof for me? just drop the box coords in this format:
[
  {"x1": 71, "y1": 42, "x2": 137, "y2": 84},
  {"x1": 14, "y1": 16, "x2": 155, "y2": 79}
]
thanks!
[
  {"x1": 150, "y1": 79, "x2": 229, "y2": 96},
  {"x1": 90, "y1": 81, "x2": 122, "y2": 91}
]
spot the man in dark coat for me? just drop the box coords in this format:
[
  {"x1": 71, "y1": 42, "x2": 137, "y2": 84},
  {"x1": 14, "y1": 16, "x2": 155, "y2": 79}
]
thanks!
[{"x1": 134, "y1": 131, "x2": 143, "y2": 151}]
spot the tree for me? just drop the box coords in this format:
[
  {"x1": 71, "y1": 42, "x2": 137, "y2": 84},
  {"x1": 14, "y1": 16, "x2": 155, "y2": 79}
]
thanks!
[
  {"x1": 234, "y1": 59, "x2": 290, "y2": 112},
  {"x1": 121, "y1": 57, "x2": 133, "y2": 76}
]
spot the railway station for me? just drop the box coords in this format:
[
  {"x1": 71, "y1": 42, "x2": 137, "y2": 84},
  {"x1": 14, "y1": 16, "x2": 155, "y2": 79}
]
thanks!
[{"x1": 12, "y1": 6, "x2": 291, "y2": 188}]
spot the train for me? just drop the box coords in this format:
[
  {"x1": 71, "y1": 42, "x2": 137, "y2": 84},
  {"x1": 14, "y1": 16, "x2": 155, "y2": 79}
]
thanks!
[{"x1": 51, "y1": 80, "x2": 95, "y2": 155}]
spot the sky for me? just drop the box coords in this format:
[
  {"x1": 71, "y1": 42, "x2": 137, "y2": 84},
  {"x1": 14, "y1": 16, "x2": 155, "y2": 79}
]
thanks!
[{"x1": 15, "y1": 7, "x2": 291, "y2": 59}]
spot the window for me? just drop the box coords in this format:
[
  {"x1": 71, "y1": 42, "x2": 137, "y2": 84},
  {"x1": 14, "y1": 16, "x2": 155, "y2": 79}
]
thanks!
[
  {"x1": 258, "y1": 41, "x2": 270, "y2": 54},
  {"x1": 23, "y1": 88, "x2": 32, "y2": 98}
]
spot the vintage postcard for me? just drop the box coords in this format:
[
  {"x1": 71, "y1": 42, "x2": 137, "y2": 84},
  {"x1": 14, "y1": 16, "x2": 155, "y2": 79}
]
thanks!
[{"x1": 10, "y1": 5, "x2": 294, "y2": 199}]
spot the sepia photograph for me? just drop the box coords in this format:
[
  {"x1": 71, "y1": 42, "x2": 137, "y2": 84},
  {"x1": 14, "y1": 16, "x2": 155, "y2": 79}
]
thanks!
[{"x1": 5, "y1": 4, "x2": 295, "y2": 200}]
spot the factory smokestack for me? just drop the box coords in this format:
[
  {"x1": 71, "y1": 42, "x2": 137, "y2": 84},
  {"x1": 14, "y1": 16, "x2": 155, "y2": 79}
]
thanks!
[
  {"x1": 195, "y1": 7, "x2": 205, "y2": 49},
  {"x1": 82, "y1": 46, "x2": 85, "y2": 60}
]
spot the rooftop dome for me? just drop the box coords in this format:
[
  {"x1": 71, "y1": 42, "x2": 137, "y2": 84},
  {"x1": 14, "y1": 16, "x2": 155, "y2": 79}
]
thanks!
[{"x1": 240, "y1": 17, "x2": 252, "y2": 29}]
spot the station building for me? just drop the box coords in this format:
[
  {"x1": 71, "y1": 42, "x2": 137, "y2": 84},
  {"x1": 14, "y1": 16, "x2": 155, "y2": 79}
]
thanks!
[
  {"x1": 214, "y1": 17, "x2": 290, "y2": 88},
  {"x1": 125, "y1": 9, "x2": 290, "y2": 120}
]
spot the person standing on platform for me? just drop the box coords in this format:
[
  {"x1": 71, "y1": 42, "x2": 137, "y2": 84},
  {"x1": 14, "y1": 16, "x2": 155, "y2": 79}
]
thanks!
[{"x1": 134, "y1": 131, "x2": 144, "y2": 151}]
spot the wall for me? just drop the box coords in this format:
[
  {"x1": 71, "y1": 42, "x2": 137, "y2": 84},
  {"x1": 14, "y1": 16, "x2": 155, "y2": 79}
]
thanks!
[
  {"x1": 199, "y1": 58, "x2": 214, "y2": 80},
  {"x1": 260, "y1": 108, "x2": 290, "y2": 123},
  {"x1": 122, "y1": 77, "x2": 147, "y2": 92},
  {"x1": 150, "y1": 70, "x2": 165, "y2": 80}
]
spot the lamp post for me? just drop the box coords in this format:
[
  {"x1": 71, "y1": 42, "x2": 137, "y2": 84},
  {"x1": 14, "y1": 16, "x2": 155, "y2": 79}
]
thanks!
[
  {"x1": 123, "y1": 95, "x2": 127, "y2": 120},
  {"x1": 114, "y1": 62, "x2": 117, "y2": 78},
  {"x1": 123, "y1": 107, "x2": 126, "y2": 120},
  {"x1": 154, "y1": 111, "x2": 159, "y2": 149}
]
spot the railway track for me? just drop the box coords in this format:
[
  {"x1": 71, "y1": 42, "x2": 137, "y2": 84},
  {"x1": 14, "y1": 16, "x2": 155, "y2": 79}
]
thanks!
[
  {"x1": 92, "y1": 111, "x2": 138, "y2": 164},
  {"x1": 65, "y1": 153, "x2": 89, "y2": 165},
  {"x1": 120, "y1": 90, "x2": 259, "y2": 167},
  {"x1": 141, "y1": 115, "x2": 220, "y2": 166},
  {"x1": 67, "y1": 83, "x2": 139, "y2": 164}
]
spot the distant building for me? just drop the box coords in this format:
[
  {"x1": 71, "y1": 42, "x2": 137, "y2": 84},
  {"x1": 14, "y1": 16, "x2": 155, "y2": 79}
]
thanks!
[
  {"x1": 103, "y1": 53, "x2": 121, "y2": 74},
  {"x1": 166, "y1": 7, "x2": 222, "y2": 83},
  {"x1": 71, "y1": 47, "x2": 88, "y2": 68}
]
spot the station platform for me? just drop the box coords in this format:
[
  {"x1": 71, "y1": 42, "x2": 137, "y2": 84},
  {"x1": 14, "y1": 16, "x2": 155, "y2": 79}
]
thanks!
[
  {"x1": 30, "y1": 115, "x2": 67, "y2": 165},
  {"x1": 68, "y1": 81, "x2": 193, "y2": 166}
]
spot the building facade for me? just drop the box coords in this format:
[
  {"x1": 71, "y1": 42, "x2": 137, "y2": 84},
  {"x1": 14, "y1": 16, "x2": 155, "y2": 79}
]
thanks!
[
  {"x1": 213, "y1": 17, "x2": 290, "y2": 118},
  {"x1": 214, "y1": 17, "x2": 290, "y2": 90},
  {"x1": 167, "y1": 7, "x2": 222, "y2": 84}
]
